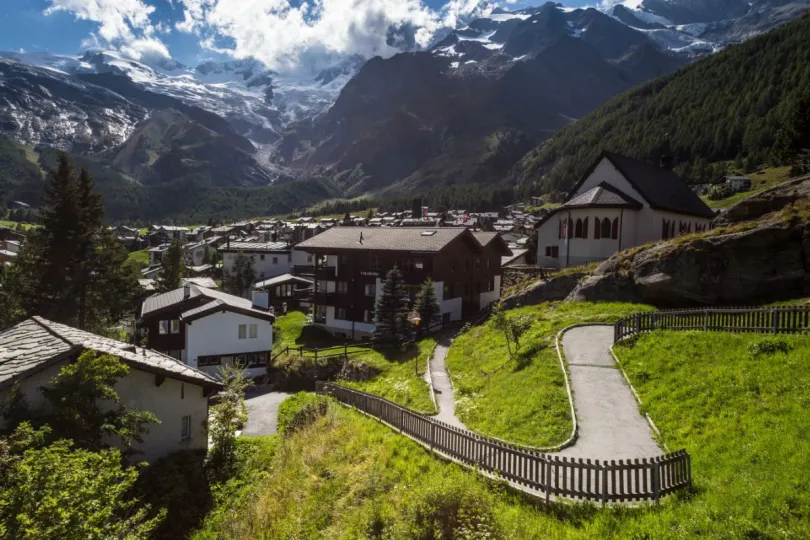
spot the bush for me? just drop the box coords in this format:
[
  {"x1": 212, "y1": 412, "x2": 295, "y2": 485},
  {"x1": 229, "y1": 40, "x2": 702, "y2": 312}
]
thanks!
[
  {"x1": 398, "y1": 475, "x2": 501, "y2": 539},
  {"x1": 747, "y1": 338, "x2": 792, "y2": 356},
  {"x1": 277, "y1": 393, "x2": 330, "y2": 435},
  {"x1": 134, "y1": 450, "x2": 212, "y2": 540},
  {"x1": 269, "y1": 354, "x2": 345, "y2": 391},
  {"x1": 707, "y1": 185, "x2": 729, "y2": 200}
]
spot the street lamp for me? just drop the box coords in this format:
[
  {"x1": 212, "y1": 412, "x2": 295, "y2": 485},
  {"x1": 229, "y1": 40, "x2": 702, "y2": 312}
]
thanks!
[{"x1": 410, "y1": 314, "x2": 421, "y2": 375}]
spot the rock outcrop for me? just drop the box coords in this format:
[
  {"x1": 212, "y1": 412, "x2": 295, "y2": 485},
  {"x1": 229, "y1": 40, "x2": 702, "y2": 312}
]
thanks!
[
  {"x1": 713, "y1": 176, "x2": 810, "y2": 225},
  {"x1": 501, "y1": 271, "x2": 587, "y2": 309},
  {"x1": 569, "y1": 215, "x2": 810, "y2": 306}
]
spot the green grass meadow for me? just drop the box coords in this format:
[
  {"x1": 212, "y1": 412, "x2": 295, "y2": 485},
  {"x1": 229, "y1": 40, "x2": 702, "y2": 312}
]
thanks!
[
  {"x1": 191, "y1": 319, "x2": 810, "y2": 539},
  {"x1": 445, "y1": 302, "x2": 654, "y2": 447},
  {"x1": 272, "y1": 312, "x2": 437, "y2": 414}
]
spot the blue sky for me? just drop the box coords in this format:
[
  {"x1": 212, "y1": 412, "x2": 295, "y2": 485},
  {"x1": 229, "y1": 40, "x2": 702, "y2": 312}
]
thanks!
[{"x1": 0, "y1": 0, "x2": 596, "y2": 69}]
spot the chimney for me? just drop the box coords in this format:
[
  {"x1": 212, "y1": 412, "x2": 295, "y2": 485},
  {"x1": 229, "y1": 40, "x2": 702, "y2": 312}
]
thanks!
[
  {"x1": 659, "y1": 155, "x2": 673, "y2": 170},
  {"x1": 183, "y1": 284, "x2": 191, "y2": 299},
  {"x1": 252, "y1": 290, "x2": 269, "y2": 310}
]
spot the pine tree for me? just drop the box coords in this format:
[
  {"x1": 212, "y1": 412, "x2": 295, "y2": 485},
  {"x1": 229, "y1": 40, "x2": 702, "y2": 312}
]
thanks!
[
  {"x1": 155, "y1": 241, "x2": 185, "y2": 293},
  {"x1": 414, "y1": 278, "x2": 441, "y2": 331},
  {"x1": 0, "y1": 154, "x2": 138, "y2": 332},
  {"x1": 224, "y1": 252, "x2": 256, "y2": 298},
  {"x1": 373, "y1": 266, "x2": 411, "y2": 343}
]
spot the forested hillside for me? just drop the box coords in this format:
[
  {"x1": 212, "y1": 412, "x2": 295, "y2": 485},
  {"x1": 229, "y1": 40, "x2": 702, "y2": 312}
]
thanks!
[
  {"x1": 0, "y1": 138, "x2": 341, "y2": 223},
  {"x1": 515, "y1": 12, "x2": 810, "y2": 195}
]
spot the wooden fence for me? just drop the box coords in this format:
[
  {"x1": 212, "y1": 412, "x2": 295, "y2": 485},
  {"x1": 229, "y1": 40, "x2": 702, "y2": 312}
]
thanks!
[
  {"x1": 271, "y1": 320, "x2": 460, "y2": 363},
  {"x1": 316, "y1": 382, "x2": 691, "y2": 504},
  {"x1": 615, "y1": 306, "x2": 810, "y2": 343}
]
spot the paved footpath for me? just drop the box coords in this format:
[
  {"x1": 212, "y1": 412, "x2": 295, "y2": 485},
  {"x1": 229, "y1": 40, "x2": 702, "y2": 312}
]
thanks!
[
  {"x1": 558, "y1": 325, "x2": 661, "y2": 460},
  {"x1": 242, "y1": 389, "x2": 292, "y2": 436},
  {"x1": 429, "y1": 336, "x2": 468, "y2": 429}
]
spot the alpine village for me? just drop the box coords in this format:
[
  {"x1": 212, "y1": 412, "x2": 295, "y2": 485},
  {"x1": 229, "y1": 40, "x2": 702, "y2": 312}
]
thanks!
[{"x1": 1, "y1": 0, "x2": 810, "y2": 538}]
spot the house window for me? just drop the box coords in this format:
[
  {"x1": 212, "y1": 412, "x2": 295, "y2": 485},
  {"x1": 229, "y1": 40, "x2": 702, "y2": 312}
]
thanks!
[
  {"x1": 364, "y1": 310, "x2": 375, "y2": 323},
  {"x1": 307, "y1": 254, "x2": 313, "y2": 263},
  {"x1": 337, "y1": 281, "x2": 348, "y2": 293},
  {"x1": 464, "y1": 259, "x2": 470, "y2": 272},
  {"x1": 583, "y1": 217, "x2": 589, "y2": 238},
  {"x1": 545, "y1": 246, "x2": 559, "y2": 258},
  {"x1": 365, "y1": 283, "x2": 376, "y2": 297},
  {"x1": 260, "y1": 254, "x2": 265, "y2": 261},
  {"x1": 369, "y1": 255, "x2": 381, "y2": 269},
  {"x1": 414, "y1": 258, "x2": 424, "y2": 270},
  {"x1": 450, "y1": 261, "x2": 456, "y2": 272},
  {"x1": 662, "y1": 219, "x2": 670, "y2": 240},
  {"x1": 486, "y1": 258, "x2": 491, "y2": 269},
  {"x1": 612, "y1": 218, "x2": 619, "y2": 240},
  {"x1": 249, "y1": 324, "x2": 258, "y2": 339},
  {"x1": 336, "y1": 307, "x2": 347, "y2": 319},
  {"x1": 476, "y1": 258, "x2": 481, "y2": 269},
  {"x1": 170, "y1": 319, "x2": 180, "y2": 334},
  {"x1": 594, "y1": 216, "x2": 601, "y2": 239},
  {"x1": 198, "y1": 355, "x2": 222, "y2": 367},
  {"x1": 340, "y1": 255, "x2": 350, "y2": 265},
  {"x1": 567, "y1": 218, "x2": 574, "y2": 239},
  {"x1": 159, "y1": 320, "x2": 169, "y2": 334},
  {"x1": 601, "y1": 218, "x2": 611, "y2": 239},
  {"x1": 272, "y1": 256, "x2": 278, "y2": 264},
  {"x1": 238, "y1": 324, "x2": 247, "y2": 339},
  {"x1": 575, "y1": 218, "x2": 583, "y2": 238},
  {"x1": 181, "y1": 415, "x2": 191, "y2": 440},
  {"x1": 443, "y1": 283, "x2": 452, "y2": 299}
]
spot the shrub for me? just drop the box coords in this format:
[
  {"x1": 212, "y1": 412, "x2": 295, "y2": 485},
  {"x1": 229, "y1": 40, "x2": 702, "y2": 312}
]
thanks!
[
  {"x1": 398, "y1": 475, "x2": 501, "y2": 539},
  {"x1": 270, "y1": 354, "x2": 344, "y2": 391},
  {"x1": 277, "y1": 393, "x2": 330, "y2": 436},
  {"x1": 747, "y1": 338, "x2": 792, "y2": 356}
]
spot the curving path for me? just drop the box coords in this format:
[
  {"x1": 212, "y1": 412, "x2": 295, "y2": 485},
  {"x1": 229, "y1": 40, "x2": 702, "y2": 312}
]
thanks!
[
  {"x1": 427, "y1": 324, "x2": 660, "y2": 459},
  {"x1": 242, "y1": 389, "x2": 292, "y2": 436},
  {"x1": 428, "y1": 335, "x2": 468, "y2": 429},
  {"x1": 558, "y1": 325, "x2": 660, "y2": 460}
]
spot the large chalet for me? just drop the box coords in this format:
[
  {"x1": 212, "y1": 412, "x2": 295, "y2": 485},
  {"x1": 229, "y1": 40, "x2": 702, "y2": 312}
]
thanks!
[{"x1": 294, "y1": 227, "x2": 511, "y2": 340}]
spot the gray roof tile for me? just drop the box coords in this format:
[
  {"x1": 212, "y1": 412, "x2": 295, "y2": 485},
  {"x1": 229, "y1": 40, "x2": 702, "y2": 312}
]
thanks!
[
  {"x1": 296, "y1": 227, "x2": 471, "y2": 252},
  {"x1": 0, "y1": 318, "x2": 220, "y2": 388}
]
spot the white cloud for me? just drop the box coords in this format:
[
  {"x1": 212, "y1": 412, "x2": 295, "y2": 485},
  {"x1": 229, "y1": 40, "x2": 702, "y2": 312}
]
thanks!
[
  {"x1": 44, "y1": 0, "x2": 171, "y2": 59},
  {"x1": 18, "y1": 48, "x2": 26, "y2": 54},
  {"x1": 175, "y1": 0, "x2": 491, "y2": 72}
]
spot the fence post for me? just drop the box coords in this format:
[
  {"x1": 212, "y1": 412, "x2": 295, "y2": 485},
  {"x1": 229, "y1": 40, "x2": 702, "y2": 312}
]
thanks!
[
  {"x1": 545, "y1": 459, "x2": 552, "y2": 505},
  {"x1": 600, "y1": 461, "x2": 608, "y2": 508},
  {"x1": 652, "y1": 461, "x2": 661, "y2": 503},
  {"x1": 430, "y1": 422, "x2": 436, "y2": 452},
  {"x1": 772, "y1": 309, "x2": 779, "y2": 334},
  {"x1": 314, "y1": 349, "x2": 319, "y2": 362},
  {"x1": 635, "y1": 313, "x2": 641, "y2": 333},
  {"x1": 703, "y1": 310, "x2": 708, "y2": 331}
]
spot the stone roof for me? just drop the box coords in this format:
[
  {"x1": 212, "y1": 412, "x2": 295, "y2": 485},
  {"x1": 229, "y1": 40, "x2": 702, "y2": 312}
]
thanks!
[
  {"x1": 254, "y1": 273, "x2": 313, "y2": 289},
  {"x1": 561, "y1": 182, "x2": 643, "y2": 210},
  {"x1": 296, "y1": 227, "x2": 472, "y2": 252},
  {"x1": 141, "y1": 284, "x2": 275, "y2": 322},
  {"x1": 502, "y1": 249, "x2": 528, "y2": 266},
  {"x1": 0, "y1": 317, "x2": 220, "y2": 389},
  {"x1": 220, "y1": 241, "x2": 290, "y2": 252}
]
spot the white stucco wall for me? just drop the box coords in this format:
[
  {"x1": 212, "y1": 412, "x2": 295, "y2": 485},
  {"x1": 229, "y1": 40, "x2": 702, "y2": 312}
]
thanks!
[
  {"x1": 479, "y1": 275, "x2": 501, "y2": 309},
  {"x1": 0, "y1": 361, "x2": 210, "y2": 464},
  {"x1": 536, "y1": 157, "x2": 712, "y2": 267},
  {"x1": 223, "y1": 251, "x2": 292, "y2": 286},
  {"x1": 291, "y1": 248, "x2": 313, "y2": 266},
  {"x1": 185, "y1": 310, "x2": 273, "y2": 378},
  {"x1": 324, "y1": 306, "x2": 376, "y2": 338}
]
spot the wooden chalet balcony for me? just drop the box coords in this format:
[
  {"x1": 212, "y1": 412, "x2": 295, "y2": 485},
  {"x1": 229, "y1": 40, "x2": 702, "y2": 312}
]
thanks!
[{"x1": 293, "y1": 265, "x2": 336, "y2": 279}]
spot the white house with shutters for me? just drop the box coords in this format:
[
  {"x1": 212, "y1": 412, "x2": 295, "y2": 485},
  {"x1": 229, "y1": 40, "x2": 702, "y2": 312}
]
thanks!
[{"x1": 536, "y1": 151, "x2": 715, "y2": 268}]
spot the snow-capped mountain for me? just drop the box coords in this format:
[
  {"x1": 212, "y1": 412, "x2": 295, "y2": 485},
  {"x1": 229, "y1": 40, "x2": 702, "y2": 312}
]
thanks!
[{"x1": 0, "y1": 48, "x2": 363, "y2": 153}]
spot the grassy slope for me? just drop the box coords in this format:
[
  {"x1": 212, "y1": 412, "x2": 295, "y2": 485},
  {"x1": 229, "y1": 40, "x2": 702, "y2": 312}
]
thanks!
[
  {"x1": 446, "y1": 302, "x2": 654, "y2": 447},
  {"x1": 614, "y1": 330, "x2": 810, "y2": 538},
  {"x1": 701, "y1": 165, "x2": 792, "y2": 209},
  {"x1": 0, "y1": 220, "x2": 37, "y2": 231},
  {"x1": 193, "y1": 329, "x2": 810, "y2": 539},
  {"x1": 126, "y1": 249, "x2": 150, "y2": 269},
  {"x1": 273, "y1": 312, "x2": 437, "y2": 414}
]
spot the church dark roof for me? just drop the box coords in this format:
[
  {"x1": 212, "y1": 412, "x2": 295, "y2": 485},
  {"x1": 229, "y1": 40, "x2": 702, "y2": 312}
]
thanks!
[
  {"x1": 560, "y1": 182, "x2": 643, "y2": 210},
  {"x1": 569, "y1": 151, "x2": 715, "y2": 219}
]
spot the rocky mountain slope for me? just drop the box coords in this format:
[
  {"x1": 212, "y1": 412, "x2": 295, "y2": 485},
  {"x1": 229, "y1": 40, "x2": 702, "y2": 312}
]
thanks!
[
  {"x1": 1, "y1": 0, "x2": 808, "y2": 219},
  {"x1": 276, "y1": 0, "x2": 810, "y2": 195}
]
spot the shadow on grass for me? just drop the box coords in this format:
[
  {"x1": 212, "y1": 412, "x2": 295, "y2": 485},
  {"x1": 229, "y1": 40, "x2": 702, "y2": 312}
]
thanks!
[{"x1": 513, "y1": 342, "x2": 547, "y2": 371}]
